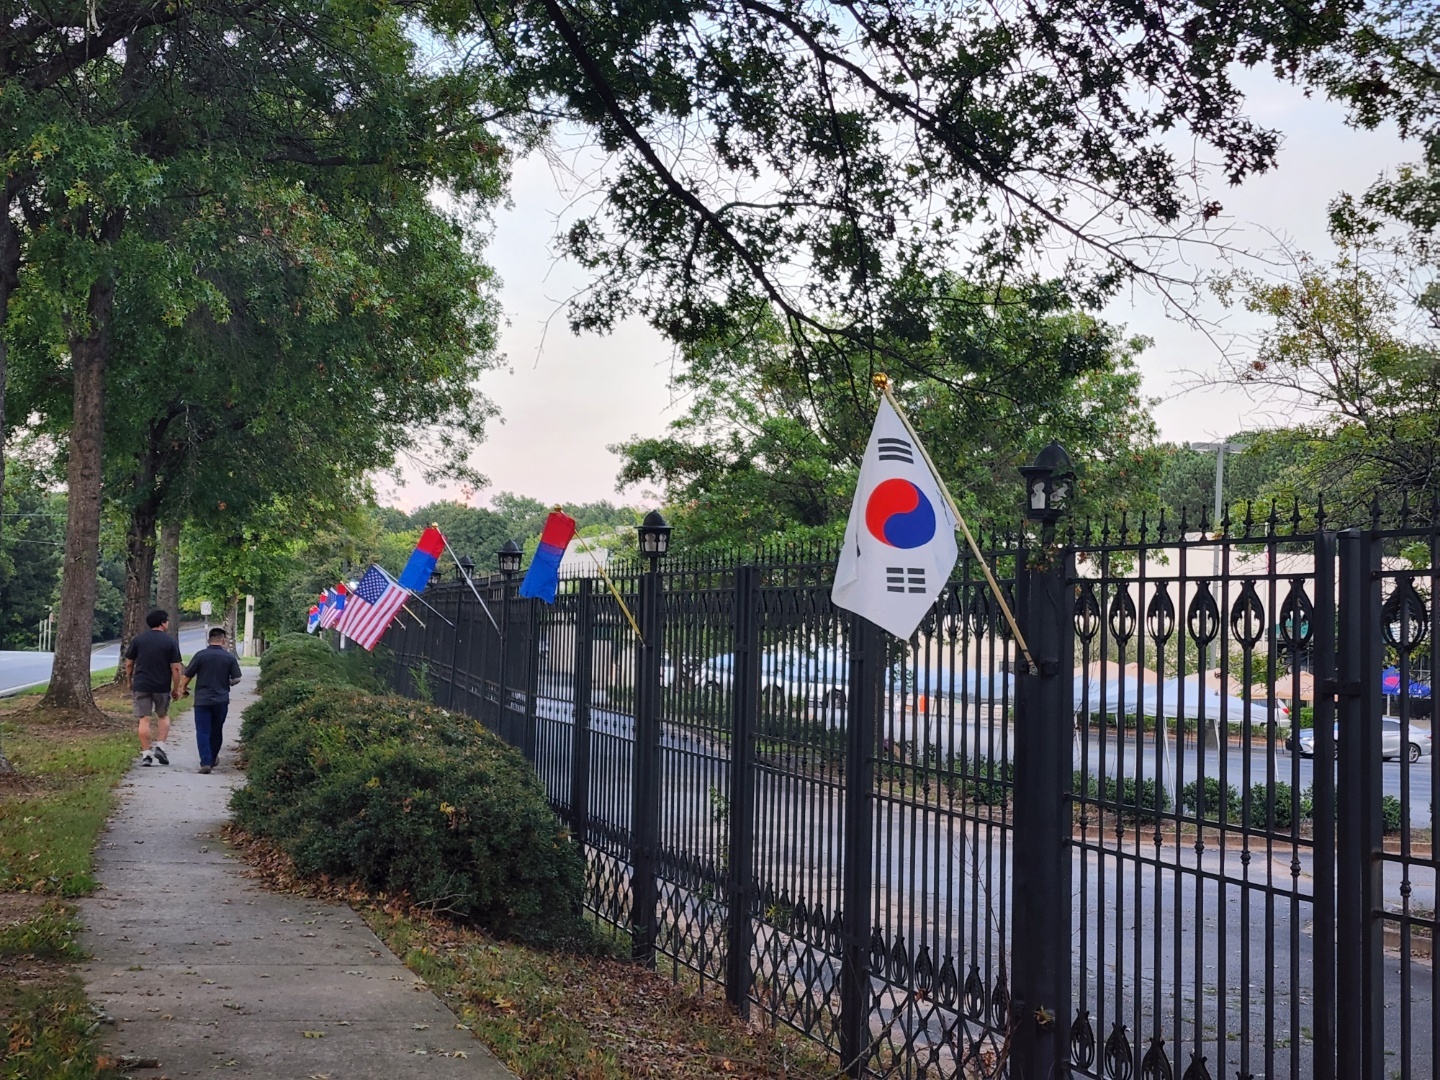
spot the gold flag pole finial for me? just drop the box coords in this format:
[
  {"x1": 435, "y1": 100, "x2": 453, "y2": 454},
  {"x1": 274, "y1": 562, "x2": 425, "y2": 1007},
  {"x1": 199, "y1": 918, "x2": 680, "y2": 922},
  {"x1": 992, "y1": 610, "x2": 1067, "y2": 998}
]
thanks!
[{"x1": 872, "y1": 372, "x2": 890, "y2": 392}]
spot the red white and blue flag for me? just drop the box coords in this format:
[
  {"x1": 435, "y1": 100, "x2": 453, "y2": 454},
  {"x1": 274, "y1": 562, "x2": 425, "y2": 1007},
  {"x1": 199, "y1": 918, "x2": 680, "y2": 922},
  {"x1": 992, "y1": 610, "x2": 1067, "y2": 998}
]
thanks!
[
  {"x1": 518, "y1": 510, "x2": 576, "y2": 604},
  {"x1": 306, "y1": 604, "x2": 321, "y2": 634},
  {"x1": 832, "y1": 398, "x2": 957, "y2": 638},
  {"x1": 336, "y1": 565, "x2": 408, "y2": 650},
  {"x1": 319, "y1": 583, "x2": 348, "y2": 629},
  {"x1": 398, "y1": 526, "x2": 446, "y2": 593}
]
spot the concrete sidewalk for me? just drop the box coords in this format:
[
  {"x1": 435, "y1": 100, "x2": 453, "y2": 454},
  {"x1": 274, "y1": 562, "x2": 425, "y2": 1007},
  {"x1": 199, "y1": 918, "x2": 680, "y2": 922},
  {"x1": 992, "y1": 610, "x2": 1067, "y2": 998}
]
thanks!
[{"x1": 79, "y1": 681, "x2": 515, "y2": 1079}]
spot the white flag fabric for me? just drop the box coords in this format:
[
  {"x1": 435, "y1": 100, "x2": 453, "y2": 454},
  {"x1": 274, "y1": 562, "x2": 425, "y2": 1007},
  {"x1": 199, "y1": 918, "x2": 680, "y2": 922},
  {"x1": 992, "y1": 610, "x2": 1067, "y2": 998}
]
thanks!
[{"x1": 832, "y1": 398, "x2": 959, "y2": 638}]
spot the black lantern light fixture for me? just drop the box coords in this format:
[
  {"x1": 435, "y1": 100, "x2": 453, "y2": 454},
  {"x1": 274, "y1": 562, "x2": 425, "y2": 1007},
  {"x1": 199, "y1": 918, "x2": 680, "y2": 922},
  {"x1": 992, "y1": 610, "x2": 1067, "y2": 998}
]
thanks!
[
  {"x1": 457, "y1": 554, "x2": 475, "y2": 581},
  {"x1": 497, "y1": 539, "x2": 523, "y2": 578},
  {"x1": 1018, "y1": 441, "x2": 1076, "y2": 526},
  {"x1": 637, "y1": 510, "x2": 672, "y2": 561}
]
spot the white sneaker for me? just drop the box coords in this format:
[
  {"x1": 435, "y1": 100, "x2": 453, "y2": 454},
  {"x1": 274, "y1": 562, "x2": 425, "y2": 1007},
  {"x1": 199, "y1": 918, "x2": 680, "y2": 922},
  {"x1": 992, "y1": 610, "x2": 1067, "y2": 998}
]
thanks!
[
  {"x1": 141, "y1": 752, "x2": 154, "y2": 766},
  {"x1": 152, "y1": 744, "x2": 169, "y2": 766}
]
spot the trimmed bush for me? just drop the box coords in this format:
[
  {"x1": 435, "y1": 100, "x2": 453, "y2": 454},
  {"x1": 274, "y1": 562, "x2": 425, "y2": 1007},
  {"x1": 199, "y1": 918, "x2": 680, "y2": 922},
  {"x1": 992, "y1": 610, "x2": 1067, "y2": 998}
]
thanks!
[
  {"x1": 1181, "y1": 777, "x2": 1242, "y2": 824},
  {"x1": 233, "y1": 639, "x2": 594, "y2": 949},
  {"x1": 1382, "y1": 794, "x2": 1405, "y2": 834},
  {"x1": 1097, "y1": 775, "x2": 1170, "y2": 820},
  {"x1": 1246, "y1": 781, "x2": 1298, "y2": 830}
]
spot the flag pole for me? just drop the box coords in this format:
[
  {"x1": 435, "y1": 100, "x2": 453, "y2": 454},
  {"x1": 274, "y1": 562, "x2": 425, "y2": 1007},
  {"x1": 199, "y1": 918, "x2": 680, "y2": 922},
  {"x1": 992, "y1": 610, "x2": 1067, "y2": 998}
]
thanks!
[
  {"x1": 373, "y1": 563, "x2": 447, "y2": 627},
  {"x1": 571, "y1": 531, "x2": 645, "y2": 645},
  {"x1": 873, "y1": 374, "x2": 1037, "y2": 674},
  {"x1": 435, "y1": 527, "x2": 502, "y2": 635}
]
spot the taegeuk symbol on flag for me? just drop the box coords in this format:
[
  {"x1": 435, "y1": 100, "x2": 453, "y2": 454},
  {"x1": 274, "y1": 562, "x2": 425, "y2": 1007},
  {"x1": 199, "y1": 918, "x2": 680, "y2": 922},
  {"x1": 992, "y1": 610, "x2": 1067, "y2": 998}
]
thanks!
[{"x1": 831, "y1": 398, "x2": 958, "y2": 639}]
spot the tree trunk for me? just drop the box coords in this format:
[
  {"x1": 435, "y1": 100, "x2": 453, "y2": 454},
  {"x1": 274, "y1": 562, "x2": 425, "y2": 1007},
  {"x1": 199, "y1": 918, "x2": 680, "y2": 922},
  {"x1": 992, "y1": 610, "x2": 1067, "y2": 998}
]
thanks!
[
  {"x1": 43, "y1": 224, "x2": 121, "y2": 716},
  {"x1": 0, "y1": 176, "x2": 24, "y2": 515},
  {"x1": 158, "y1": 520, "x2": 181, "y2": 646},
  {"x1": 114, "y1": 502, "x2": 160, "y2": 688},
  {"x1": 0, "y1": 183, "x2": 22, "y2": 771},
  {"x1": 223, "y1": 596, "x2": 239, "y2": 651}
]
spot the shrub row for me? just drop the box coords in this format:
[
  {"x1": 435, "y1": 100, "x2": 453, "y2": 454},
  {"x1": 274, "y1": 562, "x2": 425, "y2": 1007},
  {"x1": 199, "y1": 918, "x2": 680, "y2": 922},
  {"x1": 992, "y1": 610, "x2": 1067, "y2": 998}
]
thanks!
[{"x1": 233, "y1": 634, "x2": 593, "y2": 948}]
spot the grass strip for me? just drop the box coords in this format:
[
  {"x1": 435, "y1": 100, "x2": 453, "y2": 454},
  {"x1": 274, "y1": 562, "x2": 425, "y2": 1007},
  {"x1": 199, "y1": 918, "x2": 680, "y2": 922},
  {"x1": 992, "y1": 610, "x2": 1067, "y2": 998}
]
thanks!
[
  {"x1": 361, "y1": 904, "x2": 837, "y2": 1079},
  {"x1": 1, "y1": 708, "x2": 134, "y2": 1080}
]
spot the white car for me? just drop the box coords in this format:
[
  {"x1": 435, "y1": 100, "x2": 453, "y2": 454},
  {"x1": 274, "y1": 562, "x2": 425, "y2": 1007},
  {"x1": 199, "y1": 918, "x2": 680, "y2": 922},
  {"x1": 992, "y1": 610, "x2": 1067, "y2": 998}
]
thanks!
[
  {"x1": 701, "y1": 649, "x2": 848, "y2": 709},
  {"x1": 1294, "y1": 719, "x2": 1431, "y2": 762}
]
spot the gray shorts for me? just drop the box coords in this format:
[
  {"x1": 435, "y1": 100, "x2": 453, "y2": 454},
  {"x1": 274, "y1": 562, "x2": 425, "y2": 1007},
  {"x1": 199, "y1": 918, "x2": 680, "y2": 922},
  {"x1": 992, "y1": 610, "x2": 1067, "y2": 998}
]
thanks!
[{"x1": 132, "y1": 691, "x2": 172, "y2": 718}]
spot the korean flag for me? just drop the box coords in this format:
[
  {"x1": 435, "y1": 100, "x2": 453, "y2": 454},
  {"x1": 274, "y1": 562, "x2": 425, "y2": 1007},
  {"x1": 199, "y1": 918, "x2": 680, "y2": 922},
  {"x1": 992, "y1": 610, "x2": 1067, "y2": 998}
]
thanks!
[{"x1": 832, "y1": 398, "x2": 958, "y2": 639}]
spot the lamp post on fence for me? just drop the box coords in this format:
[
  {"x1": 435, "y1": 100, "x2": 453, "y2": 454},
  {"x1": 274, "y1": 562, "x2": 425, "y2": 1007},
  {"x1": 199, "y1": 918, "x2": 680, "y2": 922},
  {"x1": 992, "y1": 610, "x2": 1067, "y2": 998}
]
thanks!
[
  {"x1": 632, "y1": 510, "x2": 671, "y2": 966},
  {"x1": 1012, "y1": 442, "x2": 1076, "y2": 1080}
]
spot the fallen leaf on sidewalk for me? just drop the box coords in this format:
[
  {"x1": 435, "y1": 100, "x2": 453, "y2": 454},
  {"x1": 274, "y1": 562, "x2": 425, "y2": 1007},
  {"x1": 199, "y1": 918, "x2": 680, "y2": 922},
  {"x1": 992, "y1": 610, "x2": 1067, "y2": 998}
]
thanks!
[{"x1": 302, "y1": 1030, "x2": 324, "y2": 1038}]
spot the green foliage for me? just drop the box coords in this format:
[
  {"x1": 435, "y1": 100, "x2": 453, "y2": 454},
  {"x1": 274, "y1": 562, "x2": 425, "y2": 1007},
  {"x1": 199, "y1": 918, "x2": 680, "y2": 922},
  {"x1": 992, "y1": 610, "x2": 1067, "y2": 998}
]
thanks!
[
  {"x1": 1181, "y1": 777, "x2": 1243, "y2": 823},
  {"x1": 1248, "y1": 781, "x2": 1299, "y2": 830},
  {"x1": 463, "y1": 0, "x2": 1358, "y2": 355},
  {"x1": 234, "y1": 642, "x2": 594, "y2": 948},
  {"x1": 614, "y1": 289, "x2": 1162, "y2": 547},
  {"x1": 1211, "y1": 246, "x2": 1440, "y2": 523},
  {"x1": 1073, "y1": 771, "x2": 1170, "y2": 819},
  {"x1": 1382, "y1": 794, "x2": 1405, "y2": 834}
]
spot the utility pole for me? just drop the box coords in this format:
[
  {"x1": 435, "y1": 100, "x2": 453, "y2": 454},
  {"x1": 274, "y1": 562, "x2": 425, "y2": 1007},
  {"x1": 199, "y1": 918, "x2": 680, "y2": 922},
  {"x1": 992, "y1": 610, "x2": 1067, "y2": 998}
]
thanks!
[{"x1": 1192, "y1": 440, "x2": 1246, "y2": 746}]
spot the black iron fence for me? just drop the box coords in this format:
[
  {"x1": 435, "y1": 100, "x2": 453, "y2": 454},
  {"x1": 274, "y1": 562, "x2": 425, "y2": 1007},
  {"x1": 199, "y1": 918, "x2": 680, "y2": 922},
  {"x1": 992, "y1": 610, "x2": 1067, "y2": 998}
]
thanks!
[{"x1": 381, "y1": 509, "x2": 1439, "y2": 1080}]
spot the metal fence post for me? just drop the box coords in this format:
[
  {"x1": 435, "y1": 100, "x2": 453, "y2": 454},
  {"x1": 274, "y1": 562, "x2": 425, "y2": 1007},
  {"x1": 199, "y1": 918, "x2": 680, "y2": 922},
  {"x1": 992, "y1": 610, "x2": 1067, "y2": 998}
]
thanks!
[
  {"x1": 570, "y1": 579, "x2": 594, "y2": 849},
  {"x1": 630, "y1": 559, "x2": 664, "y2": 966},
  {"x1": 522, "y1": 596, "x2": 539, "y2": 763},
  {"x1": 445, "y1": 585, "x2": 464, "y2": 711},
  {"x1": 1011, "y1": 542, "x2": 1075, "y2": 1079},
  {"x1": 725, "y1": 565, "x2": 760, "y2": 1015},
  {"x1": 1335, "y1": 526, "x2": 1384, "y2": 1080},
  {"x1": 839, "y1": 612, "x2": 881, "y2": 1076},
  {"x1": 1310, "y1": 530, "x2": 1337, "y2": 1079}
]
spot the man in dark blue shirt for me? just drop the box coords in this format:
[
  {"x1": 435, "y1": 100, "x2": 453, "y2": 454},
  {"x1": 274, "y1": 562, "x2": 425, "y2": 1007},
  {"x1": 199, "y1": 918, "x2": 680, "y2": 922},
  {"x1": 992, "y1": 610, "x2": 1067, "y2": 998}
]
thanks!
[{"x1": 179, "y1": 628, "x2": 243, "y2": 774}]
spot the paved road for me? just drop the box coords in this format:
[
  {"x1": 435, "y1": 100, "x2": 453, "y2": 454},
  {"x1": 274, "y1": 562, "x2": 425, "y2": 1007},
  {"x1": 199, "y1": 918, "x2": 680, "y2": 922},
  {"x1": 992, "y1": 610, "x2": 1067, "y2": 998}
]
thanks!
[{"x1": 0, "y1": 624, "x2": 211, "y2": 696}]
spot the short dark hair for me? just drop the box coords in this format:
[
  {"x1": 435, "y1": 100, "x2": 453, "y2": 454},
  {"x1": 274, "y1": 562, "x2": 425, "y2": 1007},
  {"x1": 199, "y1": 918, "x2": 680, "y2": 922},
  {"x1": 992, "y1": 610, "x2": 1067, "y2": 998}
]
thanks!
[
  {"x1": 145, "y1": 609, "x2": 168, "y2": 629},
  {"x1": 208, "y1": 627, "x2": 227, "y2": 641}
]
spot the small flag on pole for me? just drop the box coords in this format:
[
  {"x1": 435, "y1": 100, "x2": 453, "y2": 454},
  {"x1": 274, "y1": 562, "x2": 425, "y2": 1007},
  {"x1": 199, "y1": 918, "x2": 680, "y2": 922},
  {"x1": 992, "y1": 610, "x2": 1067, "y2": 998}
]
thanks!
[
  {"x1": 319, "y1": 583, "x2": 348, "y2": 629},
  {"x1": 398, "y1": 526, "x2": 446, "y2": 593},
  {"x1": 518, "y1": 510, "x2": 577, "y2": 604},
  {"x1": 335, "y1": 565, "x2": 408, "y2": 650},
  {"x1": 831, "y1": 398, "x2": 958, "y2": 639},
  {"x1": 306, "y1": 605, "x2": 321, "y2": 634}
]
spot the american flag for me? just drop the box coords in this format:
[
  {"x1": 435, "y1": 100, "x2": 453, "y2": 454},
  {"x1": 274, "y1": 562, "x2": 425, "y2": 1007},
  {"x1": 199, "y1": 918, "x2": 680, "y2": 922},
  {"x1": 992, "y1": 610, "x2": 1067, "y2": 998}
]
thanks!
[
  {"x1": 335, "y1": 566, "x2": 407, "y2": 650},
  {"x1": 318, "y1": 585, "x2": 347, "y2": 629}
]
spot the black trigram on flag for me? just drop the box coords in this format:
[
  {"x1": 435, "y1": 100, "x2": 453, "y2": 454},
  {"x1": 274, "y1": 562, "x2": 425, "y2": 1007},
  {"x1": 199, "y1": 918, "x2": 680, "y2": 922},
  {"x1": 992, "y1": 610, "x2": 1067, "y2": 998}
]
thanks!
[
  {"x1": 877, "y1": 437, "x2": 914, "y2": 463},
  {"x1": 886, "y1": 567, "x2": 927, "y2": 594}
]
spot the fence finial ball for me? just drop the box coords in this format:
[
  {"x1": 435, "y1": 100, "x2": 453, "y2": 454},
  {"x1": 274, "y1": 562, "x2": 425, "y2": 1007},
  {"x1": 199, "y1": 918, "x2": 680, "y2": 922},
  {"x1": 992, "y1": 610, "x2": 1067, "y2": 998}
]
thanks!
[{"x1": 872, "y1": 372, "x2": 890, "y2": 391}]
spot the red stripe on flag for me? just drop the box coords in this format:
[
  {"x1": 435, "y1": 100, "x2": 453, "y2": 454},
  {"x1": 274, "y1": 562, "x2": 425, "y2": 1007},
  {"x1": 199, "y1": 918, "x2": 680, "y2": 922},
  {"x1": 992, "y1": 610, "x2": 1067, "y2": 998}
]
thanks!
[
  {"x1": 416, "y1": 526, "x2": 446, "y2": 558},
  {"x1": 537, "y1": 510, "x2": 577, "y2": 551}
]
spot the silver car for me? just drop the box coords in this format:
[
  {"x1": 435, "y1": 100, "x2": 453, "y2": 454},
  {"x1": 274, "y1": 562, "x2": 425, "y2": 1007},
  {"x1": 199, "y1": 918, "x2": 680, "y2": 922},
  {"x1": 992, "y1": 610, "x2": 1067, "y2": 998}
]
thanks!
[{"x1": 1294, "y1": 719, "x2": 1432, "y2": 762}]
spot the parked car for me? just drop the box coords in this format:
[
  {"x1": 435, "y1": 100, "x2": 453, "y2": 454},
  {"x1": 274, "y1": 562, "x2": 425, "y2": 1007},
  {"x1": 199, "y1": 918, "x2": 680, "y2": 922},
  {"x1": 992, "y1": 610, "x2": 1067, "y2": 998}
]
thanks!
[
  {"x1": 1293, "y1": 719, "x2": 1432, "y2": 762},
  {"x1": 700, "y1": 649, "x2": 848, "y2": 709}
]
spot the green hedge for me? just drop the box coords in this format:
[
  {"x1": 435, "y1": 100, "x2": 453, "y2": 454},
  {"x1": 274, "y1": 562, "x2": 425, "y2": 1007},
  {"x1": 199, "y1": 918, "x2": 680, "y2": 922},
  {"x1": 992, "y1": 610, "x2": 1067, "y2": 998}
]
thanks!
[{"x1": 233, "y1": 636, "x2": 593, "y2": 948}]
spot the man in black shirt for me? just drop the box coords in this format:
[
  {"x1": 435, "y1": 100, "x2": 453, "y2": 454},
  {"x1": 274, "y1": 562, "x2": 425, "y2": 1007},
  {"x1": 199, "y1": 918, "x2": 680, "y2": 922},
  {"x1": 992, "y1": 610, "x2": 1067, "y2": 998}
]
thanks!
[
  {"x1": 179, "y1": 628, "x2": 243, "y2": 774},
  {"x1": 123, "y1": 609, "x2": 183, "y2": 766}
]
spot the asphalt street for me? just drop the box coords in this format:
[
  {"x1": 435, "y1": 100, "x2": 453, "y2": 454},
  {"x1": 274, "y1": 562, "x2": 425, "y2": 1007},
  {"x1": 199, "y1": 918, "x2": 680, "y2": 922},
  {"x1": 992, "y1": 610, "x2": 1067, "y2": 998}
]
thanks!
[{"x1": 0, "y1": 624, "x2": 211, "y2": 696}]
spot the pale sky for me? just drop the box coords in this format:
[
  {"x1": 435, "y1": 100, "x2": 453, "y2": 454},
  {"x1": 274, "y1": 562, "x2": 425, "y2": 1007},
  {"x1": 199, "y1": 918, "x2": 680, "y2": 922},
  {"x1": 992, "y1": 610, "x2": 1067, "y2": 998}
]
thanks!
[{"x1": 379, "y1": 77, "x2": 1411, "y2": 514}]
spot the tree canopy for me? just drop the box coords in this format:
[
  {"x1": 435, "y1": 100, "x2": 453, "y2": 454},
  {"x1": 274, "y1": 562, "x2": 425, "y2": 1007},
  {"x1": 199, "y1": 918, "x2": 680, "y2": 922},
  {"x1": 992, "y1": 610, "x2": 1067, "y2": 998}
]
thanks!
[{"x1": 614, "y1": 282, "x2": 1161, "y2": 549}]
